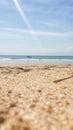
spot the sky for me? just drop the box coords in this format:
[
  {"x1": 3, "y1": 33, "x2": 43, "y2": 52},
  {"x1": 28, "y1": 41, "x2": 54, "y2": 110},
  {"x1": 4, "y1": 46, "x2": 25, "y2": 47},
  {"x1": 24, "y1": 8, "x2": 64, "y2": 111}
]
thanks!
[{"x1": 0, "y1": 0, "x2": 73, "y2": 55}]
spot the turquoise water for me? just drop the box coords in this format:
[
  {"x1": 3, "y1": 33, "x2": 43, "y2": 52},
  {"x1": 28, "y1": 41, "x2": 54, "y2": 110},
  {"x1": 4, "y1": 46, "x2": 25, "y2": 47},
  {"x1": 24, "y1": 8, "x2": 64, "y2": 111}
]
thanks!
[
  {"x1": 0, "y1": 55, "x2": 73, "y2": 59},
  {"x1": 0, "y1": 55, "x2": 73, "y2": 65}
]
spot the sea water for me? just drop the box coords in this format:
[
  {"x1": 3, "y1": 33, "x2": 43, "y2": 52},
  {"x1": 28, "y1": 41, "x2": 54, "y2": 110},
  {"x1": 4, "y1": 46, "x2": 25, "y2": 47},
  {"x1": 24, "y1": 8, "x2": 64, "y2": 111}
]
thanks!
[{"x1": 0, "y1": 55, "x2": 73, "y2": 65}]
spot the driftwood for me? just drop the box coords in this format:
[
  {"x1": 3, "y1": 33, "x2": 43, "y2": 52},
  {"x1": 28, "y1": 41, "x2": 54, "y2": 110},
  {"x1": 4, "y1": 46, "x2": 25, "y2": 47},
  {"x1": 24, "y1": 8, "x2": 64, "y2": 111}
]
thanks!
[{"x1": 54, "y1": 75, "x2": 73, "y2": 83}]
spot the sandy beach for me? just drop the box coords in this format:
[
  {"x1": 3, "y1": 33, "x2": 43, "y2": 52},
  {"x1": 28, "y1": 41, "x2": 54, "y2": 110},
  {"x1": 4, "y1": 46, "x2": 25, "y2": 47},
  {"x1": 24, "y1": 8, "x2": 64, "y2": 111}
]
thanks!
[{"x1": 0, "y1": 65, "x2": 73, "y2": 130}]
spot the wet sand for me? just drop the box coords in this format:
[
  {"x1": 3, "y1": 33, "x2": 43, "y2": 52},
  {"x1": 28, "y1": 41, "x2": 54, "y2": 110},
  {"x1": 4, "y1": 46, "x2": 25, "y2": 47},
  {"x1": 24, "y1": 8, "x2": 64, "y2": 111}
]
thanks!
[{"x1": 0, "y1": 65, "x2": 73, "y2": 130}]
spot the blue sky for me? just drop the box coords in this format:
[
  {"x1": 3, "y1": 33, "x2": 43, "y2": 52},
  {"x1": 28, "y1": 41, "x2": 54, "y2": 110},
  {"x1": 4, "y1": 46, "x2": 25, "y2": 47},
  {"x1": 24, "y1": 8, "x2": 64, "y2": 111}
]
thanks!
[{"x1": 0, "y1": 0, "x2": 73, "y2": 55}]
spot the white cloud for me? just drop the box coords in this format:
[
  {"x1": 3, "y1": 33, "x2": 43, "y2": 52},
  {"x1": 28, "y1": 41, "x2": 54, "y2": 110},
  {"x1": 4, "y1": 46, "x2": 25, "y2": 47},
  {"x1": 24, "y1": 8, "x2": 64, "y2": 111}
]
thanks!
[
  {"x1": 66, "y1": 46, "x2": 73, "y2": 51},
  {"x1": 0, "y1": 27, "x2": 73, "y2": 55},
  {"x1": 39, "y1": 22, "x2": 58, "y2": 27},
  {"x1": 0, "y1": 27, "x2": 73, "y2": 37}
]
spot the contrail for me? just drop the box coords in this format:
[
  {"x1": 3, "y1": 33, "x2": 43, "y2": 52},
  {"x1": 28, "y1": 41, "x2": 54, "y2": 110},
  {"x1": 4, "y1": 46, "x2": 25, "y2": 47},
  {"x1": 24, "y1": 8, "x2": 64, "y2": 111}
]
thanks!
[
  {"x1": 12, "y1": 0, "x2": 42, "y2": 51},
  {"x1": 13, "y1": 0, "x2": 32, "y2": 31}
]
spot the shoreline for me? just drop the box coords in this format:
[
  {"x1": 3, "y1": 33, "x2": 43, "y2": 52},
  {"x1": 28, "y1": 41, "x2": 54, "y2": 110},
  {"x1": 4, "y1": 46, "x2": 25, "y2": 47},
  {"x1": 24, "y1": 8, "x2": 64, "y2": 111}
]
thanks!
[
  {"x1": 0, "y1": 64, "x2": 72, "y2": 68},
  {"x1": 0, "y1": 58, "x2": 73, "y2": 65}
]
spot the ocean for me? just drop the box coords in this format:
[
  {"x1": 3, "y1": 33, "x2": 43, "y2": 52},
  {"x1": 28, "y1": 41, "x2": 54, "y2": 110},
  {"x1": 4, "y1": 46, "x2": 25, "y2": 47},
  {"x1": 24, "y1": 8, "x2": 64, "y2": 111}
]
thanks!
[{"x1": 0, "y1": 55, "x2": 73, "y2": 65}]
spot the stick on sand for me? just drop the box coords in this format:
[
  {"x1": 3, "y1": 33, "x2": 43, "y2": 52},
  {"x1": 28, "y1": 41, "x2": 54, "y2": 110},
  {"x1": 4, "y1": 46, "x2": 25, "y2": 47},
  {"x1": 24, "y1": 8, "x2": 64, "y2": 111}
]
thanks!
[{"x1": 54, "y1": 75, "x2": 73, "y2": 83}]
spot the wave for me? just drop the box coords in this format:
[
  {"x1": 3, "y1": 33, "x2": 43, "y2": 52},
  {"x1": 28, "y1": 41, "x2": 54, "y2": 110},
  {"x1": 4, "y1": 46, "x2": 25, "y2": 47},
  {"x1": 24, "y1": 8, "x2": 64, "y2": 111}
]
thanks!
[
  {"x1": 0, "y1": 58, "x2": 12, "y2": 60},
  {"x1": 0, "y1": 57, "x2": 73, "y2": 65}
]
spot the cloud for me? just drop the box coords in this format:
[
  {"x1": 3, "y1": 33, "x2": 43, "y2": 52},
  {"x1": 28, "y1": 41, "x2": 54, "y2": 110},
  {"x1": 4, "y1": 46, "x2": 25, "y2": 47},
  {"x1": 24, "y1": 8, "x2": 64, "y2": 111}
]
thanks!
[
  {"x1": 0, "y1": 27, "x2": 73, "y2": 37},
  {"x1": 39, "y1": 22, "x2": 59, "y2": 27},
  {"x1": 0, "y1": 27, "x2": 73, "y2": 55},
  {"x1": 66, "y1": 46, "x2": 73, "y2": 51}
]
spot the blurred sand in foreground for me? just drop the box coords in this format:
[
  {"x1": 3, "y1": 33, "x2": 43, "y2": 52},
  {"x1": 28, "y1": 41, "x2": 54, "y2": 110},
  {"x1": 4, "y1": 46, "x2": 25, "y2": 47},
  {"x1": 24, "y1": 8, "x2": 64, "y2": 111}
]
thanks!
[{"x1": 0, "y1": 65, "x2": 73, "y2": 130}]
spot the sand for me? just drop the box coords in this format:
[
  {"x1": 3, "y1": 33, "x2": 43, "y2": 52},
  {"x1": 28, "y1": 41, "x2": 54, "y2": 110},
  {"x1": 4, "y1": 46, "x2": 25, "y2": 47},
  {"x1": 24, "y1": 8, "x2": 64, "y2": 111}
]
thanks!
[{"x1": 0, "y1": 65, "x2": 73, "y2": 130}]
